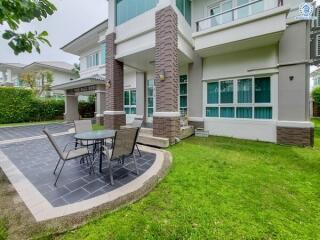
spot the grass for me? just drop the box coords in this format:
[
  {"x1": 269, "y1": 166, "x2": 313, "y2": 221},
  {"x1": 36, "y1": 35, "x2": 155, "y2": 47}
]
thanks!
[
  {"x1": 49, "y1": 120, "x2": 320, "y2": 240},
  {"x1": 0, "y1": 218, "x2": 8, "y2": 240},
  {"x1": 0, "y1": 120, "x2": 64, "y2": 128}
]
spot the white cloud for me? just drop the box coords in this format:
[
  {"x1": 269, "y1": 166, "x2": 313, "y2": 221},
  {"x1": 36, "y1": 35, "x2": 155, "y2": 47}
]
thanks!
[{"x1": 0, "y1": 0, "x2": 108, "y2": 65}]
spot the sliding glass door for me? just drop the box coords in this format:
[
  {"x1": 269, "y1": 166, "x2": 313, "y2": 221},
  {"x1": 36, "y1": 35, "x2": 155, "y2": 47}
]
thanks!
[{"x1": 146, "y1": 79, "x2": 155, "y2": 122}]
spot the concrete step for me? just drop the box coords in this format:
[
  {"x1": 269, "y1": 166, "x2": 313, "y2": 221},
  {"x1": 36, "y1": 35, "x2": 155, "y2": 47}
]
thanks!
[
  {"x1": 137, "y1": 133, "x2": 169, "y2": 148},
  {"x1": 179, "y1": 125, "x2": 194, "y2": 140},
  {"x1": 140, "y1": 127, "x2": 153, "y2": 135}
]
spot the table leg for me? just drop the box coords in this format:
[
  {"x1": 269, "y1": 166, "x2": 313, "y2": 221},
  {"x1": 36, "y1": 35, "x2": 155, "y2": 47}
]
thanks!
[{"x1": 99, "y1": 140, "x2": 103, "y2": 173}]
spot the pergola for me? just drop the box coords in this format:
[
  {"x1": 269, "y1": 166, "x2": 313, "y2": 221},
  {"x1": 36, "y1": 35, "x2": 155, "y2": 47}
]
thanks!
[{"x1": 52, "y1": 74, "x2": 106, "y2": 124}]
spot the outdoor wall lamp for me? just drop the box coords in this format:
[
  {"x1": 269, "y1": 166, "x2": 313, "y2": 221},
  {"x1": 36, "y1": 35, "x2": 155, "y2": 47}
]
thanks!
[
  {"x1": 106, "y1": 80, "x2": 111, "y2": 88},
  {"x1": 159, "y1": 69, "x2": 165, "y2": 81}
]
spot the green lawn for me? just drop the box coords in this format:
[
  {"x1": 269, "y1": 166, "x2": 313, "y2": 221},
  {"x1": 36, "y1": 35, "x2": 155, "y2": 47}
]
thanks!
[
  {"x1": 0, "y1": 218, "x2": 8, "y2": 240},
  {"x1": 50, "y1": 120, "x2": 320, "y2": 239}
]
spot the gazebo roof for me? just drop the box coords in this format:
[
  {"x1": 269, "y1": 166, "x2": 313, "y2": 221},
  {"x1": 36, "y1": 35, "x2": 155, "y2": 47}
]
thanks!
[{"x1": 52, "y1": 74, "x2": 105, "y2": 90}]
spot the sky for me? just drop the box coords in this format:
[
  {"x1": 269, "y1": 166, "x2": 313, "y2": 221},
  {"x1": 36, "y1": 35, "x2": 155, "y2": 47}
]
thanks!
[
  {"x1": 0, "y1": 0, "x2": 320, "y2": 67},
  {"x1": 0, "y1": 0, "x2": 108, "y2": 65}
]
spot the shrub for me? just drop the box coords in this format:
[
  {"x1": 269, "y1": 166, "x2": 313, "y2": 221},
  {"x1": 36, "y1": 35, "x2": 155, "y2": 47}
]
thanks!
[
  {"x1": 0, "y1": 87, "x2": 64, "y2": 124},
  {"x1": 78, "y1": 101, "x2": 95, "y2": 118},
  {"x1": 312, "y1": 86, "x2": 320, "y2": 105}
]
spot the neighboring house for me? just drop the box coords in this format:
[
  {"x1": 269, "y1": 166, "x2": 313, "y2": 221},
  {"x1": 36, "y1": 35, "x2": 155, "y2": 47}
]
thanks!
[
  {"x1": 54, "y1": 0, "x2": 314, "y2": 147},
  {"x1": 0, "y1": 61, "x2": 77, "y2": 97}
]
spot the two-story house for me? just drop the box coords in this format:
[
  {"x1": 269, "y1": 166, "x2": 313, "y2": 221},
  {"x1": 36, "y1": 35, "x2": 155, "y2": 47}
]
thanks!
[
  {"x1": 0, "y1": 61, "x2": 77, "y2": 97},
  {"x1": 55, "y1": 0, "x2": 314, "y2": 147}
]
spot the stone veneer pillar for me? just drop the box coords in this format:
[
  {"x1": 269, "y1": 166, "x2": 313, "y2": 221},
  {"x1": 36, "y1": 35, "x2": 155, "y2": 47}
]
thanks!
[
  {"x1": 104, "y1": 32, "x2": 126, "y2": 129},
  {"x1": 95, "y1": 87, "x2": 106, "y2": 125},
  {"x1": 64, "y1": 92, "x2": 80, "y2": 122},
  {"x1": 153, "y1": 6, "x2": 180, "y2": 144}
]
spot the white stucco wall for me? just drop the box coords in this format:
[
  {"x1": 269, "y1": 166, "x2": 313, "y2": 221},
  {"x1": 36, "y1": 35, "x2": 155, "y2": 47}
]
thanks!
[{"x1": 203, "y1": 45, "x2": 278, "y2": 80}]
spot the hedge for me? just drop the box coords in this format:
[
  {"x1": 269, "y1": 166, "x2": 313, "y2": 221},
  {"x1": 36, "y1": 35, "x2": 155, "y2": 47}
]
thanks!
[
  {"x1": 312, "y1": 86, "x2": 320, "y2": 105},
  {"x1": 0, "y1": 87, "x2": 64, "y2": 124},
  {"x1": 79, "y1": 101, "x2": 95, "y2": 118}
]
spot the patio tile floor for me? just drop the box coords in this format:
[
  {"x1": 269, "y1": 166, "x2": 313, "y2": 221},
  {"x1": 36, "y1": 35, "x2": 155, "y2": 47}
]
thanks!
[{"x1": 0, "y1": 124, "x2": 156, "y2": 207}]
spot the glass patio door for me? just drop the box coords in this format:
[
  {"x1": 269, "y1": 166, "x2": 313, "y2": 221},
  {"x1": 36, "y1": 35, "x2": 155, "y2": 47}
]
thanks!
[{"x1": 146, "y1": 79, "x2": 155, "y2": 122}]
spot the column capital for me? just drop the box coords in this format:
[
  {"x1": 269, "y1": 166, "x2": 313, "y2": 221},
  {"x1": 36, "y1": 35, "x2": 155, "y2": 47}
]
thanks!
[{"x1": 153, "y1": 112, "x2": 180, "y2": 117}]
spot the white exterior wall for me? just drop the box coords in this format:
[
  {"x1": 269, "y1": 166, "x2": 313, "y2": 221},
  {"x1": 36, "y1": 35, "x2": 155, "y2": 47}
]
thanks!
[
  {"x1": 201, "y1": 45, "x2": 279, "y2": 142},
  {"x1": 79, "y1": 46, "x2": 105, "y2": 78},
  {"x1": 203, "y1": 45, "x2": 278, "y2": 80}
]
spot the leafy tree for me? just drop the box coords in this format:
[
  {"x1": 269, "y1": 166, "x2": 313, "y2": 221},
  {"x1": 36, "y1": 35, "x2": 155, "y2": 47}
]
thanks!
[
  {"x1": 20, "y1": 70, "x2": 53, "y2": 97},
  {"x1": 0, "y1": 0, "x2": 57, "y2": 55},
  {"x1": 72, "y1": 63, "x2": 80, "y2": 78}
]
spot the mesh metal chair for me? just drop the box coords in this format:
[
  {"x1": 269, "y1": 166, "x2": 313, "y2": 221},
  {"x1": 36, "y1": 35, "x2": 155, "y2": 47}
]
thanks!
[
  {"x1": 43, "y1": 128, "x2": 91, "y2": 186},
  {"x1": 102, "y1": 128, "x2": 140, "y2": 185},
  {"x1": 121, "y1": 119, "x2": 143, "y2": 156},
  {"x1": 74, "y1": 120, "x2": 94, "y2": 146}
]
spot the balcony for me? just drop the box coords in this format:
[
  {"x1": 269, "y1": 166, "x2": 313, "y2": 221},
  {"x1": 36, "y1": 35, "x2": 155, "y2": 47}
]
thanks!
[{"x1": 192, "y1": 0, "x2": 290, "y2": 57}]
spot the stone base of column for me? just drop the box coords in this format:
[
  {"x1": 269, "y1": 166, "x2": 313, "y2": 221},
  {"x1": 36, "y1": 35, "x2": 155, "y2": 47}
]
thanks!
[
  {"x1": 153, "y1": 116, "x2": 180, "y2": 144},
  {"x1": 104, "y1": 114, "x2": 126, "y2": 130},
  {"x1": 96, "y1": 116, "x2": 104, "y2": 126},
  {"x1": 277, "y1": 126, "x2": 314, "y2": 147}
]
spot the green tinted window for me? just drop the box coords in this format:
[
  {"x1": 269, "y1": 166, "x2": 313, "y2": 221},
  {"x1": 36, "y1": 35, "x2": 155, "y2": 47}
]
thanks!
[
  {"x1": 238, "y1": 79, "x2": 252, "y2": 103},
  {"x1": 206, "y1": 107, "x2": 219, "y2": 117},
  {"x1": 207, "y1": 82, "x2": 219, "y2": 104},
  {"x1": 130, "y1": 90, "x2": 136, "y2": 105},
  {"x1": 116, "y1": 0, "x2": 159, "y2": 25},
  {"x1": 220, "y1": 80, "x2": 233, "y2": 103},
  {"x1": 255, "y1": 77, "x2": 271, "y2": 103},
  {"x1": 100, "y1": 44, "x2": 106, "y2": 65},
  {"x1": 176, "y1": 0, "x2": 191, "y2": 25},
  {"x1": 236, "y1": 107, "x2": 252, "y2": 118},
  {"x1": 255, "y1": 107, "x2": 272, "y2": 119},
  {"x1": 124, "y1": 90, "x2": 130, "y2": 105},
  {"x1": 220, "y1": 107, "x2": 234, "y2": 118}
]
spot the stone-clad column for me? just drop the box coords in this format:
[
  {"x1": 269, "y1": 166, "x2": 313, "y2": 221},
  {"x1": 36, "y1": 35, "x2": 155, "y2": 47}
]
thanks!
[
  {"x1": 153, "y1": 5, "x2": 180, "y2": 144},
  {"x1": 95, "y1": 85, "x2": 106, "y2": 125},
  {"x1": 104, "y1": 32, "x2": 126, "y2": 129},
  {"x1": 64, "y1": 91, "x2": 79, "y2": 122}
]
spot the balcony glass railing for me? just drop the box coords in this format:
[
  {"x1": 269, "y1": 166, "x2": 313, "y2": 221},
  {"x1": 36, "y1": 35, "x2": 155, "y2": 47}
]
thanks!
[{"x1": 196, "y1": 0, "x2": 278, "y2": 32}]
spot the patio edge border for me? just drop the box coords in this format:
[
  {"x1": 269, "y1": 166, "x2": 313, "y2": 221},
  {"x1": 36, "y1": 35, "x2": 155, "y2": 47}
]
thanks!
[{"x1": 0, "y1": 145, "x2": 172, "y2": 222}]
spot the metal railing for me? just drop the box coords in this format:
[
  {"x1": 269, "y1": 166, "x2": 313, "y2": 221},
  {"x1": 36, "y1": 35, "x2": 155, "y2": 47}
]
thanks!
[{"x1": 196, "y1": 0, "x2": 278, "y2": 32}]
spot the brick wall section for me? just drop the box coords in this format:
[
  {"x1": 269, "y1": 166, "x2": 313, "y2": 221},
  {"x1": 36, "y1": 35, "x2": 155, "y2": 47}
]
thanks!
[
  {"x1": 153, "y1": 6, "x2": 180, "y2": 143},
  {"x1": 104, "y1": 32, "x2": 125, "y2": 129},
  {"x1": 96, "y1": 116, "x2": 104, "y2": 126},
  {"x1": 153, "y1": 117, "x2": 180, "y2": 144},
  {"x1": 277, "y1": 127, "x2": 314, "y2": 147},
  {"x1": 154, "y1": 6, "x2": 178, "y2": 112},
  {"x1": 104, "y1": 114, "x2": 126, "y2": 130},
  {"x1": 105, "y1": 32, "x2": 124, "y2": 111}
]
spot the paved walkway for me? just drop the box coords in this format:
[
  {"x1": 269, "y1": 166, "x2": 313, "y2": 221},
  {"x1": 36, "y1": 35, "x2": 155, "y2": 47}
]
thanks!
[
  {"x1": 0, "y1": 123, "x2": 170, "y2": 221},
  {"x1": 0, "y1": 123, "x2": 73, "y2": 141}
]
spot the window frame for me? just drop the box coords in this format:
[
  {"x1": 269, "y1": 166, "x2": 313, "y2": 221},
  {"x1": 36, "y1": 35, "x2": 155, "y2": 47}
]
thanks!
[
  {"x1": 86, "y1": 52, "x2": 100, "y2": 69},
  {"x1": 205, "y1": 75, "x2": 273, "y2": 120},
  {"x1": 124, "y1": 89, "x2": 137, "y2": 115},
  {"x1": 176, "y1": 0, "x2": 192, "y2": 25},
  {"x1": 179, "y1": 75, "x2": 188, "y2": 117}
]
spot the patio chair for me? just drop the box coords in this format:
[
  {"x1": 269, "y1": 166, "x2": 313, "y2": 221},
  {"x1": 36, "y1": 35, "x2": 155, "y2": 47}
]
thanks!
[
  {"x1": 102, "y1": 128, "x2": 140, "y2": 185},
  {"x1": 43, "y1": 128, "x2": 91, "y2": 187},
  {"x1": 121, "y1": 119, "x2": 143, "y2": 156},
  {"x1": 74, "y1": 120, "x2": 94, "y2": 146}
]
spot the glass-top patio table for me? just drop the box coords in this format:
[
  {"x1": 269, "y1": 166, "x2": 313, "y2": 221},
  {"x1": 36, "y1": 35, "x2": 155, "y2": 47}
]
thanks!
[{"x1": 74, "y1": 130, "x2": 116, "y2": 173}]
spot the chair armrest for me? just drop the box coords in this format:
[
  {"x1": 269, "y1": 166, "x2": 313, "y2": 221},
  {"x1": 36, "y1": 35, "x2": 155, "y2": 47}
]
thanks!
[{"x1": 63, "y1": 141, "x2": 80, "y2": 152}]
